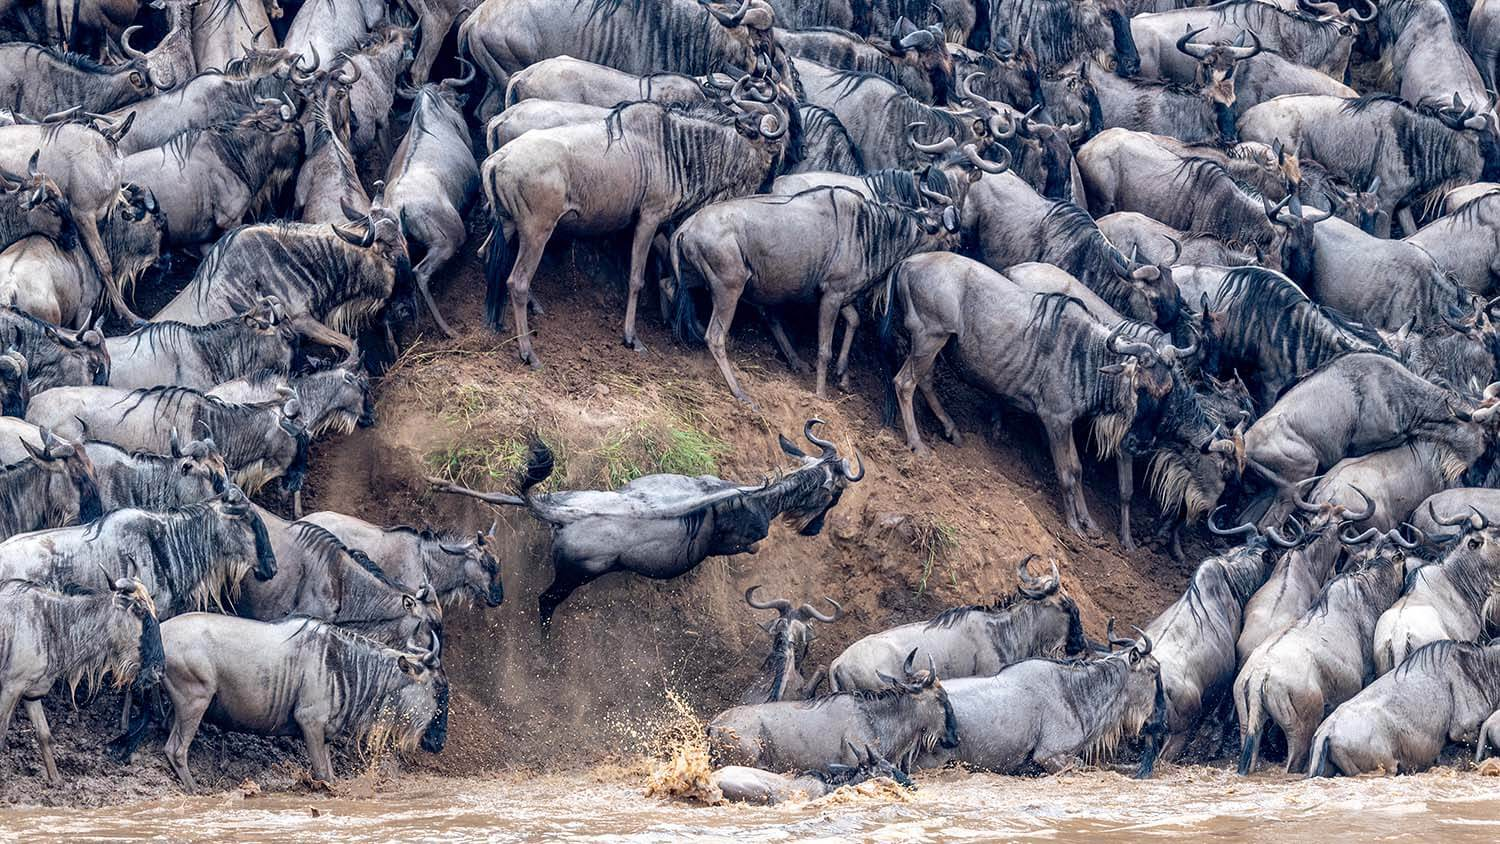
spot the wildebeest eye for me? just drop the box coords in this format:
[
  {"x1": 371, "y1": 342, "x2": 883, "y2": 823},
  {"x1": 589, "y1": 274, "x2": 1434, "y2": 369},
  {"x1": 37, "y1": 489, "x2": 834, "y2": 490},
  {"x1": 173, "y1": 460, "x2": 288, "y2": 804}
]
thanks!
[{"x1": 1470, "y1": 536, "x2": 1484, "y2": 550}]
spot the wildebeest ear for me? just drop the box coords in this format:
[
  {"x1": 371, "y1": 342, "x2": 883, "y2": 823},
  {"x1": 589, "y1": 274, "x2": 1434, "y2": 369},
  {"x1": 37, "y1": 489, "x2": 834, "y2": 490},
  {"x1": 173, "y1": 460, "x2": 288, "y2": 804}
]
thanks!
[
  {"x1": 397, "y1": 654, "x2": 422, "y2": 674},
  {"x1": 778, "y1": 434, "x2": 806, "y2": 458},
  {"x1": 1099, "y1": 363, "x2": 1129, "y2": 376},
  {"x1": 402, "y1": 594, "x2": 418, "y2": 612},
  {"x1": 875, "y1": 671, "x2": 902, "y2": 687}
]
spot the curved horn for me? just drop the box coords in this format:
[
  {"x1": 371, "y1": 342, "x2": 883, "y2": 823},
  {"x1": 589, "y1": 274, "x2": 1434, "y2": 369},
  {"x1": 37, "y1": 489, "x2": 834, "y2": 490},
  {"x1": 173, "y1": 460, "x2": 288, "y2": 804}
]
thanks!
[
  {"x1": 330, "y1": 222, "x2": 375, "y2": 248},
  {"x1": 956, "y1": 72, "x2": 984, "y2": 106},
  {"x1": 1339, "y1": 525, "x2": 1381, "y2": 545},
  {"x1": 1265, "y1": 516, "x2": 1306, "y2": 548},
  {"x1": 1341, "y1": 485, "x2": 1377, "y2": 522},
  {"x1": 840, "y1": 451, "x2": 865, "y2": 482},
  {"x1": 906, "y1": 122, "x2": 958, "y2": 155},
  {"x1": 918, "y1": 184, "x2": 953, "y2": 206},
  {"x1": 336, "y1": 58, "x2": 362, "y2": 86},
  {"x1": 1388, "y1": 523, "x2": 1424, "y2": 549},
  {"x1": 902, "y1": 647, "x2": 918, "y2": 676},
  {"x1": 702, "y1": 0, "x2": 750, "y2": 27},
  {"x1": 1131, "y1": 626, "x2": 1153, "y2": 656},
  {"x1": 757, "y1": 110, "x2": 787, "y2": 140},
  {"x1": 1292, "y1": 475, "x2": 1325, "y2": 510},
  {"x1": 1351, "y1": 0, "x2": 1378, "y2": 22},
  {"x1": 1426, "y1": 501, "x2": 1472, "y2": 529},
  {"x1": 445, "y1": 57, "x2": 476, "y2": 90},
  {"x1": 1208, "y1": 506, "x2": 1259, "y2": 539},
  {"x1": 1015, "y1": 553, "x2": 1041, "y2": 586},
  {"x1": 1105, "y1": 323, "x2": 1157, "y2": 359},
  {"x1": 1223, "y1": 29, "x2": 1263, "y2": 61},
  {"x1": 962, "y1": 142, "x2": 1010, "y2": 174},
  {"x1": 1471, "y1": 506, "x2": 1490, "y2": 531},
  {"x1": 744, "y1": 585, "x2": 792, "y2": 615},
  {"x1": 1174, "y1": 26, "x2": 1214, "y2": 60},
  {"x1": 120, "y1": 25, "x2": 148, "y2": 60},
  {"x1": 800, "y1": 598, "x2": 842, "y2": 623},
  {"x1": 1163, "y1": 236, "x2": 1183, "y2": 266},
  {"x1": 804, "y1": 419, "x2": 837, "y2": 457}
]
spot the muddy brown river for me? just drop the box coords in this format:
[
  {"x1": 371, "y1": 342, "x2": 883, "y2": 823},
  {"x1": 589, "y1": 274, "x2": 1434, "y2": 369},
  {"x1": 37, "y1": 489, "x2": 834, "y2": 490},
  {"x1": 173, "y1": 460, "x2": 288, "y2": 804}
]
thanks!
[{"x1": 4, "y1": 766, "x2": 1498, "y2": 842}]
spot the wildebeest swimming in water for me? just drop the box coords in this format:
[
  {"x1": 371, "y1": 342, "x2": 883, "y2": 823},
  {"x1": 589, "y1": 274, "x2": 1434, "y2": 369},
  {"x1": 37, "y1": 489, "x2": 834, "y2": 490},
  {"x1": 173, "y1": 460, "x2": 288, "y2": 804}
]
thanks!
[
  {"x1": 712, "y1": 742, "x2": 915, "y2": 804},
  {"x1": 429, "y1": 420, "x2": 862, "y2": 629}
]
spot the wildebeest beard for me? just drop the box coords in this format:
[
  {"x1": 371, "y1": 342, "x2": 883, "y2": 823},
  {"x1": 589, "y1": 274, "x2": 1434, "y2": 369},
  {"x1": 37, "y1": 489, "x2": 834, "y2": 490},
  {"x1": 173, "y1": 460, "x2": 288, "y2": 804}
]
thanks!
[
  {"x1": 133, "y1": 611, "x2": 166, "y2": 692},
  {"x1": 421, "y1": 677, "x2": 450, "y2": 753}
]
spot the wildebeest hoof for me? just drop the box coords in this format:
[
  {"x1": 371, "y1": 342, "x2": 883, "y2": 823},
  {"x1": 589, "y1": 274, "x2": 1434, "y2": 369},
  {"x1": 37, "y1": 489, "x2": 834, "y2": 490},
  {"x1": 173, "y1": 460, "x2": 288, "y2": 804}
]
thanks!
[
  {"x1": 625, "y1": 337, "x2": 647, "y2": 353},
  {"x1": 910, "y1": 442, "x2": 934, "y2": 458},
  {"x1": 943, "y1": 429, "x2": 963, "y2": 447}
]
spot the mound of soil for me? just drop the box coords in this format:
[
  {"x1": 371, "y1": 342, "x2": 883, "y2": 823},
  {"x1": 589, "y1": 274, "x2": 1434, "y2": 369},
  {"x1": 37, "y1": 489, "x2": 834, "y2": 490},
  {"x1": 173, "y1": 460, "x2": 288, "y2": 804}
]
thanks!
[{"x1": 3, "y1": 215, "x2": 1195, "y2": 805}]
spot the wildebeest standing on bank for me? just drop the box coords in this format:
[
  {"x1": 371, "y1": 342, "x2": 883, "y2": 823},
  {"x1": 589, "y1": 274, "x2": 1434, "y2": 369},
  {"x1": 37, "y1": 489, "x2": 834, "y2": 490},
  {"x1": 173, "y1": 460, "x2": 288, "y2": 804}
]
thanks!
[
  {"x1": 0, "y1": 487, "x2": 277, "y2": 617},
  {"x1": 914, "y1": 628, "x2": 1164, "y2": 776},
  {"x1": 708, "y1": 651, "x2": 959, "y2": 772},
  {"x1": 828, "y1": 555, "x2": 1088, "y2": 691},
  {"x1": 461, "y1": 0, "x2": 789, "y2": 117},
  {"x1": 0, "y1": 38, "x2": 164, "y2": 118},
  {"x1": 156, "y1": 614, "x2": 447, "y2": 790},
  {"x1": 482, "y1": 86, "x2": 794, "y2": 367},
  {"x1": 1235, "y1": 547, "x2": 1406, "y2": 774},
  {"x1": 299, "y1": 512, "x2": 505, "y2": 608},
  {"x1": 383, "y1": 73, "x2": 479, "y2": 338},
  {"x1": 989, "y1": 0, "x2": 1141, "y2": 77},
  {"x1": 429, "y1": 421, "x2": 861, "y2": 628},
  {"x1": 0, "y1": 307, "x2": 107, "y2": 392},
  {"x1": 0, "y1": 578, "x2": 163, "y2": 784},
  {"x1": 0, "y1": 427, "x2": 102, "y2": 542},
  {"x1": 741, "y1": 585, "x2": 842, "y2": 704},
  {"x1": 879, "y1": 253, "x2": 1200, "y2": 545},
  {"x1": 671, "y1": 183, "x2": 961, "y2": 404},
  {"x1": 1129, "y1": 0, "x2": 1362, "y2": 81},
  {"x1": 1308, "y1": 640, "x2": 1500, "y2": 776}
]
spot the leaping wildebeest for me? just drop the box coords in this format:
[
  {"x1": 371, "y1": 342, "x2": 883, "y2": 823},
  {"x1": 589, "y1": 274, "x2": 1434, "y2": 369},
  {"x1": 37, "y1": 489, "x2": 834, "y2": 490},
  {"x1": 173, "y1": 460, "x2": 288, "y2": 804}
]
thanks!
[
  {"x1": 740, "y1": 585, "x2": 842, "y2": 703},
  {"x1": 429, "y1": 422, "x2": 861, "y2": 628},
  {"x1": 828, "y1": 555, "x2": 1088, "y2": 691}
]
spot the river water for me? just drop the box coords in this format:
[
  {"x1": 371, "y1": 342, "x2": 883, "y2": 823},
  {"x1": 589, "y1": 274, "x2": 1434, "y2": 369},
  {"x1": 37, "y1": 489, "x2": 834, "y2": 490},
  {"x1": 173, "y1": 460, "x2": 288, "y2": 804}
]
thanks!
[{"x1": 4, "y1": 766, "x2": 1499, "y2": 843}]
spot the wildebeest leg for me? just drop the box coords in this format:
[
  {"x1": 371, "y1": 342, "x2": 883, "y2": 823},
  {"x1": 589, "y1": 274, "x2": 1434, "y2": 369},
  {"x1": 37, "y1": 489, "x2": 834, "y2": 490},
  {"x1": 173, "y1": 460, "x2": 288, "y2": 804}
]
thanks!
[
  {"x1": 508, "y1": 218, "x2": 559, "y2": 368},
  {"x1": 834, "y1": 304, "x2": 859, "y2": 392},
  {"x1": 1397, "y1": 207, "x2": 1417, "y2": 239},
  {"x1": 412, "y1": 210, "x2": 465, "y2": 338},
  {"x1": 24, "y1": 699, "x2": 59, "y2": 783},
  {"x1": 893, "y1": 323, "x2": 949, "y2": 455},
  {"x1": 1042, "y1": 416, "x2": 1097, "y2": 536},
  {"x1": 813, "y1": 294, "x2": 842, "y2": 399},
  {"x1": 164, "y1": 689, "x2": 209, "y2": 792},
  {"x1": 1116, "y1": 451, "x2": 1135, "y2": 552},
  {"x1": 299, "y1": 718, "x2": 334, "y2": 783},
  {"x1": 76, "y1": 215, "x2": 137, "y2": 323},
  {"x1": 0, "y1": 686, "x2": 19, "y2": 771},
  {"x1": 919, "y1": 376, "x2": 961, "y2": 446},
  {"x1": 760, "y1": 308, "x2": 810, "y2": 374},
  {"x1": 622, "y1": 215, "x2": 665, "y2": 352},
  {"x1": 537, "y1": 563, "x2": 594, "y2": 631},
  {"x1": 702, "y1": 265, "x2": 755, "y2": 406}
]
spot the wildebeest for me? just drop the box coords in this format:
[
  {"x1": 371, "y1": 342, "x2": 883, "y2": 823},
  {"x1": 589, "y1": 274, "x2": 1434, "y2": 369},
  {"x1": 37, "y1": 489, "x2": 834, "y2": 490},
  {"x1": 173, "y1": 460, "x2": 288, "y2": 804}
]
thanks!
[
  {"x1": 1238, "y1": 93, "x2": 1500, "y2": 236},
  {"x1": 483, "y1": 87, "x2": 795, "y2": 366},
  {"x1": 26, "y1": 385, "x2": 310, "y2": 495},
  {"x1": 880, "y1": 254, "x2": 1208, "y2": 544},
  {"x1": 914, "y1": 628, "x2": 1164, "y2": 776},
  {"x1": 0, "y1": 578, "x2": 162, "y2": 784},
  {"x1": 1080, "y1": 56, "x2": 1244, "y2": 145},
  {"x1": 107, "y1": 298, "x2": 349, "y2": 389},
  {"x1": 239, "y1": 510, "x2": 444, "y2": 648},
  {"x1": 405, "y1": 0, "x2": 469, "y2": 85},
  {"x1": 0, "y1": 182, "x2": 164, "y2": 329},
  {"x1": 1308, "y1": 640, "x2": 1500, "y2": 776},
  {"x1": 1096, "y1": 212, "x2": 1256, "y2": 268},
  {"x1": 1372, "y1": 505, "x2": 1500, "y2": 674},
  {"x1": 1235, "y1": 547, "x2": 1406, "y2": 773},
  {"x1": 298, "y1": 513, "x2": 504, "y2": 608},
  {"x1": 153, "y1": 210, "x2": 412, "y2": 348},
  {"x1": 157, "y1": 614, "x2": 447, "y2": 790},
  {"x1": 1406, "y1": 189, "x2": 1500, "y2": 297},
  {"x1": 336, "y1": 23, "x2": 414, "y2": 156},
  {"x1": 0, "y1": 307, "x2": 108, "y2": 391},
  {"x1": 0, "y1": 426, "x2": 101, "y2": 542},
  {"x1": 989, "y1": 0, "x2": 1140, "y2": 76},
  {"x1": 190, "y1": 0, "x2": 279, "y2": 72},
  {"x1": 741, "y1": 585, "x2": 842, "y2": 703},
  {"x1": 671, "y1": 183, "x2": 959, "y2": 403},
  {"x1": 777, "y1": 19, "x2": 952, "y2": 104},
  {"x1": 0, "y1": 38, "x2": 163, "y2": 117},
  {"x1": 0, "y1": 344, "x2": 25, "y2": 416},
  {"x1": 294, "y1": 70, "x2": 366, "y2": 226},
  {"x1": 383, "y1": 76, "x2": 479, "y2": 337},
  {"x1": 1194, "y1": 266, "x2": 1385, "y2": 409},
  {"x1": 1166, "y1": 29, "x2": 1356, "y2": 117},
  {"x1": 829, "y1": 555, "x2": 1087, "y2": 690},
  {"x1": 1378, "y1": 0, "x2": 1489, "y2": 115},
  {"x1": 712, "y1": 743, "x2": 914, "y2": 804},
  {"x1": 0, "y1": 118, "x2": 144, "y2": 322},
  {"x1": 429, "y1": 422, "x2": 860, "y2": 627},
  {"x1": 0, "y1": 155, "x2": 75, "y2": 257},
  {"x1": 961, "y1": 170, "x2": 1184, "y2": 330},
  {"x1": 708, "y1": 650, "x2": 959, "y2": 772},
  {"x1": 1143, "y1": 515, "x2": 1279, "y2": 759},
  {"x1": 461, "y1": 0, "x2": 789, "y2": 117},
  {"x1": 282, "y1": 0, "x2": 384, "y2": 66},
  {"x1": 79, "y1": 432, "x2": 229, "y2": 510},
  {"x1": 1130, "y1": 0, "x2": 1361, "y2": 81},
  {"x1": 0, "y1": 486, "x2": 277, "y2": 616}
]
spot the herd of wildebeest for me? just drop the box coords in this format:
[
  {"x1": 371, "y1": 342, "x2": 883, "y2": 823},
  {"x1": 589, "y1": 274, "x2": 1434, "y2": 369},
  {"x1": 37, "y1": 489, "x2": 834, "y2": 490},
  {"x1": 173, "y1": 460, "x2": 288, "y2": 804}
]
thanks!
[{"x1": 5, "y1": 0, "x2": 1500, "y2": 808}]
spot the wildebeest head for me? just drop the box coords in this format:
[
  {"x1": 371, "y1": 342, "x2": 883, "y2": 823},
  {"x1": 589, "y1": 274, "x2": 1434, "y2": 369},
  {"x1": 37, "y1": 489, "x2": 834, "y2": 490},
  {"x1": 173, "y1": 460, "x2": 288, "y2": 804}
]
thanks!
[
  {"x1": 387, "y1": 634, "x2": 448, "y2": 754},
  {"x1": 1266, "y1": 192, "x2": 1334, "y2": 284},
  {"x1": 1108, "y1": 242, "x2": 1185, "y2": 331},
  {"x1": 1427, "y1": 503, "x2": 1500, "y2": 568},
  {"x1": 1176, "y1": 27, "x2": 1262, "y2": 109},
  {"x1": 1088, "y1": 0, "x2": 1140, "y2": 78},
  {"x1": 1104, "y1": 622, "x2": 1163, "y2": 738},
  {"x1": 1289, "y1": 480, "x2": 1377, "y2": 536},
  {"x1": 745, "y1": 584, "x2": 842, "y2": 666},
  {"x1": 774, "y1": 419, "x2": 865, "y2": 536},
  {"x1": 1, "y1": 151, "x2": 76, "y2": 248},
  {"x1": 701, "y1": 0, "x2": 779, "y2": 67},
  {"x1": 875, "y1": 649, "x2": 960, "y2": 753},
  {"x1": 111, "y1": 183, "x2": 166, "y2": 292},
  {"x1": 1013, "y1": 554, "x2": 1088, "y2": 656},
  {"x1": 1325, "y1": 175, "x2": 1383, "y2": 235},
  {"x1": 1038, "y1": 60, "x2": 1103, "y2": 142},
  {"x1": 1339, "y1": 522, "x2": 1424, "y2": 572},
  {"x1": 1012, "y1": 106, "x2": 1083, "y2": 201},
  {"x1": 22, "y1": 427, "x2": 102, "y2": 523},
  {"x1": 824, "y1": 743, "x2": 916, "y2": 791},
  {"x1": 1295, "y1": 0, "x2": 1377, "y2": 37},
  {"x1": 400, "y1": 583, "x2": 446, "y2": 644},
  {"x1": 216, "y1": 484, "x2": 277, "y2": 581},
  {"x1": 887, "y1": 15, "x2": 954, "y2": 105},
  {"x1": 168, "y1": 427, "x2": 230, "y2": 496},
  {"x1": 437, "y1": 524, "x2": 505, "y2": 607},
  {"x1": 104, "y1": 575, "x2": 164, "y2": 692},
  {"x1": 293, "y1": 352, "x2": 373, "y2": 436},
  {"x1": 277, "y1": 395, "x2": 313, "y2": 493},
  {"x1": 0, "y1": 343, "x2": 28, "y2": 416},
  {"x1": 118, "y1": 25, "x2": 176, "y2": 92}
]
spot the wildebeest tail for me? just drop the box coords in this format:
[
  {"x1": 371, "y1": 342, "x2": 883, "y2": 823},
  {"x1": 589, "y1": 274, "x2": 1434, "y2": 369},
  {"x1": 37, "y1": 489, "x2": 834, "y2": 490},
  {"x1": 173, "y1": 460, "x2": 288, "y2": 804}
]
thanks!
[
  {"x1": 1306, "y1": 733, "x2": 1333, "y2": 778},
  {"x1": 669, "y1": 229, "x2": 704, "y2": 344},
  {"x1": 878, "y1": 268, "x2": 904, "y2": 428},
  {"x1": 483, "y1": 217, "x2": 513, "y2": 331},
  {"x1": 515, "y1": 434, "x2": 555, "y2": 499}
]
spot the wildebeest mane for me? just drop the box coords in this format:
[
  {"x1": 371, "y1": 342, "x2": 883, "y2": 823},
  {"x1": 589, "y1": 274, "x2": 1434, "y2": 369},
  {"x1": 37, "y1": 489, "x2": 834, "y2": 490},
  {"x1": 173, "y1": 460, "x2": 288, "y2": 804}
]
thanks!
[
  {"x1": 1027, "y1": 654, "x2": 1152, "y2": 762},
  {"x1": 12, "y1": 44, "x2": 133, "y2": 74},
  {"x1": 1212, "y1": 267, "x2": 1384, "y2": 371},
  {"x1": 291, "y1": 520, "x2": 393, "y2": 586},
  {"x1": 799, "y1": 104, "x2": 865, "y2": 174},
  {"x1": 283, "y1": 617, "x2": 423, "y2": 741},
  {"x1": 81, "y1": 501, "x2": 245, "y2": 614},
  {"x1": 117, "y1": 317, "x2": 290, "y2": 384},
  {"x1": 0, "y1": 456, "x2": 73, "y2": 537}
]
